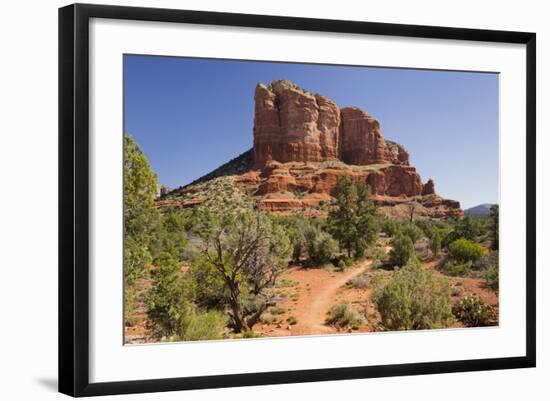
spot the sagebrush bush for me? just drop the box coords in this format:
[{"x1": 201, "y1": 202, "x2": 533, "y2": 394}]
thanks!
[
  {"x1": 452, "y1": 296, "x2": 496, "y2": 327},
  {"x1": 346, "y1": 274, "x2": 371, "y2": 289},
  {"x1": 442, "y1": 260, "x2": 473, "y2": 277},
  {"x1": 401, "y1": 223, "x2": 424, "y2": 244},
  {"x1": 374, "y1": 264, "x2": 453, "y2": 330},
  {"x1": 269, "y1": 306, "x2": 286, "y2": 315},
  {"x1": 451, "y1": 285, "x2": 464, "y2": 297},
  {"x1": 286, "y1": 316, "x2": 298, "y2": 325},
  {"x1": 430, "y1": 229, "x2": 442, "y2": 256},
  {"x1": 483, "y1": 251, "x2": 499, "y2": 292},
  {"x1": 179, "y1": 310, "x2": 227, "y2": 341},
  {"x1": 325, "y1": 302, "x2": 362, "y2": 328},
  {"x1": 388, "y1": 233, "x2": 417, "y2": 267},
  {"x1": 304, "y1": 225, "x2": 339, "y2": 266},
  {"x1": 447, "y1": 238, "x2": 484, "y2": 263}
]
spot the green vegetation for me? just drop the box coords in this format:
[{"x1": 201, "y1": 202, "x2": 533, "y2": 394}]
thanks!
[
  {"x1": 328, "y1": 175, "x2": 379, "y2": 258},
  {"x1": 452, "y1": 296, "x2": 496, "y2": 327},
  {"x1": 124, "y1": 134, "x2": 159, "y2": 284},
  {"x1": 447, "y1": 238, "x2": 484, "y2": 264},
  {"x1": 388, "y1": 233, "x2": 417, "y2": 267},
  {"x1": 124, "y1": 134, "x2": 160, "y2": 324},
  {"x1": 325, "y1": 302, "x2": 362, "y2": 329},
  {"x1": 124, "y1": 134, "x2": 499, "y2": 342},
  {"x1": 374, "y1": 264, "x2": 454, "y2": 330},
  {"x1": 483, "y1": 251, "x2": 499, "y2": 292},
  {"x1": 286, "y1": 316, "x2": 298, "y2": 325},
  {"x1": 490, "y1": 205, "x2": 499, "y2": 250},
  {"x1": 429, "y1": 229, "x2": 442, "y2": 256},
  {"x1": 303, "y1": 224, "x2": 339, "y2": 266}
]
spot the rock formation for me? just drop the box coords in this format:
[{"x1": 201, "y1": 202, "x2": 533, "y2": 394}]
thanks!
[
  {"x1": 163, "y1": 80, "x2": 463, "y2": 219},
  {"x1": 252, "y1": 80, "x2": 340, "y2": 168}
]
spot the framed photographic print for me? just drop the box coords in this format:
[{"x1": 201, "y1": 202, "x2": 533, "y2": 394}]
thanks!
[{"x1": 58, "y1": 3, "x2": 536, "y2": 397}]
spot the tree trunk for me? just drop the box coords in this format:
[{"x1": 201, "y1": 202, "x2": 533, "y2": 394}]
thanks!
[{"x1": 228, "y1": 282, "x2": 248, "y2": 333}]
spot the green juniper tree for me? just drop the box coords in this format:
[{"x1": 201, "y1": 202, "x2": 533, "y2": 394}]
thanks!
[
  {"x1": 328, "y1": 175, "x2": 379, "y2": 258},
  {"x1": 124, "y1": 134, "x2": 160, "y2": 324}
]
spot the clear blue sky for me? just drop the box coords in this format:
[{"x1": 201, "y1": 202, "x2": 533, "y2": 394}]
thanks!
[{"x1": 124, "y1": 55, "x2": 499, "y2": 209}]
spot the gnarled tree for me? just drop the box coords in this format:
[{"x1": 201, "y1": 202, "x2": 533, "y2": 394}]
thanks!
[{"x1": 193, "y1": 178, "x2": 291, "y2": 333}]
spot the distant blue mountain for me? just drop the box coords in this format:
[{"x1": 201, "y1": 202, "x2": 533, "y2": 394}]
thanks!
[{"x1": 464, "y1": 203, "x2": 495, "y2": 216}]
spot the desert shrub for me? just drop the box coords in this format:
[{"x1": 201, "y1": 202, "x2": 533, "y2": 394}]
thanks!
[
  {"x1": 400, "y1": 223, "x2": 424, "y2": 244},
  {"x1": 187, "y1": 255, "x2": 227, "y2": 309},
  {"x1": 260, "y1": 313, "x2": 277, "y2": 324},
  {"x1": 442, "y1": 260, "x2": 472, "y2": 277},
  {"x1": 374, "y1": 264, "x2": 453, "y2": 330},
  {"x1": 346, "y1": 273, "x2": 371, "y2": 289},
  {"x1": 343, "y1": 257, "x2": 354, "y2": 266},
  {"x1": 451, "y1": 285, "x2": 464, "y2": 297},
  {"x1": 336, "y1": 259, "x2": 346, "y2": 272},
  {"x1": 325, "y1": 303, "x2": 362, "y2": 328},
  {"x1": 124, "y1": 289, "x2": 138, "y2": 327},
  {"x1": 270, "y1": 215, "x2": 309, "y2": 262},
  {"x1": 388, "y1": 233, "x2": 418, "y2": 267},
  {"x1": 483, "y1": 251, "x2": 499, "y2": 292},
  {"x1": 382, "y1": 218, "x2": 400, "y2": 237},
  {"x1": 147, "y1": 252, "x2": 193, "y2": 338},
  {"x1": 149, "y1": 211, "x2": 189, "y2": 261},
  {"x1": 444, "y1": 216, "x2": 485, "y2": 245},
  {"x1": 286, "y1": 316, "x2": 298, "y2": 325},
  {"x1": 452, "y1": 296, "x2": 496, "y2": 327},
  {"x1": 448, "y1": 238, "x2": 484, "y2": 263},
  {"x1": 430, "y1": 229, "x2": 442, "y2": 256},
  {"x1": 414, "y1": 219, "x2": 435, "y2": 237},
  {"x1": 178, "y1": 310, "x2": 227, "y2": 341},
  {"x1": 363, "y1": 245, "x2": 387, "y2": 267},
  {"x1": 304, "y1": 225, "x2": 339, "y2": 266},
  {"x1": 269, "y1": 306, "x2": 286, "y2": 315},
  {"x1": 241, "y1": 330, "x2": 261, "y2": 338}
]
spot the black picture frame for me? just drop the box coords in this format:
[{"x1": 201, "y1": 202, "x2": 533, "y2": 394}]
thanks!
[{"x1": 59, "y1": 3, "x2": 536, "y2": 397}]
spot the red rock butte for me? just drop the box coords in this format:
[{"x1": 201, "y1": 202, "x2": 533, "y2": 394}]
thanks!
[{"x1": 160, "y1": 80, "x2": 463, "y2": 219}]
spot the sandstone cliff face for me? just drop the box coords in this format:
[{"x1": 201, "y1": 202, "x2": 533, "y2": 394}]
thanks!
[
  {"x1": 253, "y1": 81, "x2": 411, "y2": 169},
  {"x1": 252, "y1": 81, "x2": 340, "y2": 168}
]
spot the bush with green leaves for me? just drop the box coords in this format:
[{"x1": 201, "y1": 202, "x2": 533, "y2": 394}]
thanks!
[
  {"x1": 303, "y1": 225, "x2": 339, "y2": 266},
  {"x1": 447, "y1": 238, "x2": 484, "y2": 263},
  {"x1": 381, "y1": 218, "x2": 400, "y2": 237},
  {"x1": 452, "y1": 296, "x2": 496, "y2": 327},
  {"x1": 325, "y1": 302, "x2": 362, "y2": 328},
  {"x1": 483, "y1": 251, "x2": 499, "y2": 292},
  {"x1": 147, "y1": 252, "x2": 228, "y2": 341},
  {"x1": 147, "y1": 252, "x2": 192, "y2": 338},
  {"x1": 176, "y1": 310, "x2": 227, "y2": 341},
  {"x1": 187, "y1": 254, "x2": 228, "y2": 309},
  {"x1": 388, "y1": 233, "x2": 417, "y2": 267},
  {"x1": 430, "y1": 229, "x2": 442, "y2": 256},
  {"x1": 346, "y1": 273, "x2": 371, "y2": 289},
  {"x1": 444, "y1": 216, "x2": 485, "y2": 245},
  {"x1": 400, "y1": 223, "x2": 424, "y2": 244},
  {"x1": 374, "y1": 264, "x2": 454, "y2": 330},
  {"x1": 149, "y1": 211, "x2": 190, "y2": 261},
  {"x1": 442, "y1": 260, "x2": 472, "y2": 277}
]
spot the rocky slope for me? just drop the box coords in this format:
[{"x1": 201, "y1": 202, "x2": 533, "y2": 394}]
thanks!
[{"x1": 160, "y1": 80, "x2": 463, "y2": 219}]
